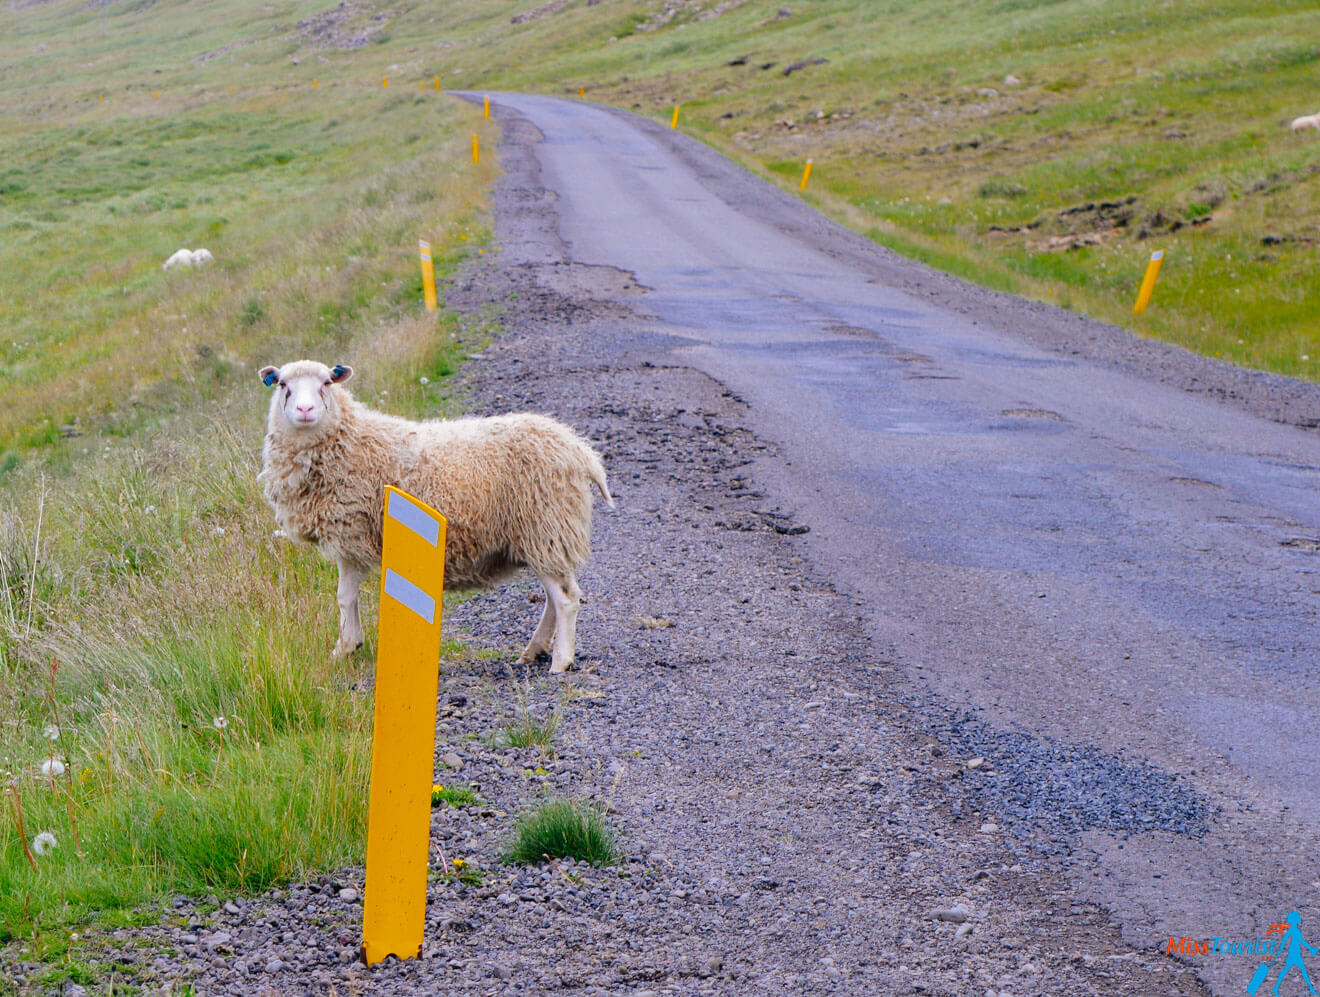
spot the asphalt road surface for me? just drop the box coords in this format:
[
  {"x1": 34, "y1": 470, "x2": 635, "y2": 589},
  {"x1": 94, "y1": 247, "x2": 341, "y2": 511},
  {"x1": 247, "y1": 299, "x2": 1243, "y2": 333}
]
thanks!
[{"x1": 475, "y1": 92, "x2": 1320, "y2": 995}]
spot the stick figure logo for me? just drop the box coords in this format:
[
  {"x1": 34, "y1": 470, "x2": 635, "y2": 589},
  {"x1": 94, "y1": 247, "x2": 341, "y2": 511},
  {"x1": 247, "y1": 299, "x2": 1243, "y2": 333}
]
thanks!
[{"x1": 1248, "y1": 913, "x2": 1319, "y2": 995}]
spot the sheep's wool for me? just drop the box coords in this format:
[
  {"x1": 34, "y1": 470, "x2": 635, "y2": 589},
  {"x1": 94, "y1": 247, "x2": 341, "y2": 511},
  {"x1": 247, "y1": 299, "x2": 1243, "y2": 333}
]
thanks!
[{"x1": 259, "y1": 375, "x2": 608, "y2": 589}]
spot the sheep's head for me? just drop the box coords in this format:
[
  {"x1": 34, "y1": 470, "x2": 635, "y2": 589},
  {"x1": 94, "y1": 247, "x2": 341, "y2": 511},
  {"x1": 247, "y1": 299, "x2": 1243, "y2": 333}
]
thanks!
[{"x1": 258, "y1": 361, "x2": 353, "y2": 432}]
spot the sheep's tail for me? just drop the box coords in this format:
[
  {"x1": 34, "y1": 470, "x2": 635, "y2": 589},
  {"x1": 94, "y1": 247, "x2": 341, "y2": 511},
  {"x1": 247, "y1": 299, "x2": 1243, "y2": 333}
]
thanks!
[{"x1": 587, "y1": 449, "x2": 614, "y2": 508}]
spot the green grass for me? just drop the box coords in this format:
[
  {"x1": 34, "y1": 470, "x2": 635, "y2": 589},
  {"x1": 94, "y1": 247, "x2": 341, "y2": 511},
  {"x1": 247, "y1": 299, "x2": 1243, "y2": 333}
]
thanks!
[
  {"x1": 0, "y1": 0, "x2": 500, "y2": 956},
  {"x1": 503, "y1": 798, "x2": 619, "y2": 867},
  {"x1": 431, "y1": 783, "x2": 480, "y2": 808},
  {"x1": 495, "y1": 708, "x2": 563, "y2": 751}
]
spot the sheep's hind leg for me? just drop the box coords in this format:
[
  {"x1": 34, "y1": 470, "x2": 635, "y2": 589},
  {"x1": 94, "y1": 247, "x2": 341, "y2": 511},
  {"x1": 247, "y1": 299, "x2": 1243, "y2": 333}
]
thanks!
[
  {"x1": 546, "y1": 574, "x2": 581, "y2": 675},
  {"x1": 333, "y1": 561, "x2": 367, "y2": 659},
  {"x1": 518, "y1": 588, "x2": 556, "y2": 664}
]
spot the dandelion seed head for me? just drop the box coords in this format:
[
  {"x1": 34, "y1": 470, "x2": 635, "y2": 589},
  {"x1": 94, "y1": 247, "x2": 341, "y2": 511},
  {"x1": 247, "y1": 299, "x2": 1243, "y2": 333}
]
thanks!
[
  {"x1": 43, "y1": 725, "x2": 59, "y2": 741},
  {"x1": 32, "y1": 831, "x2": 57, "y2": 856},
  {"x1": 419, "y1": 376, "x2": 430, "y2": 386},
  {"x1": 41, "y1": 758, "x2": 65, "y2": 779},
  {"x1": 213, "y1": 716, "x2": 228, "y2": 730}
]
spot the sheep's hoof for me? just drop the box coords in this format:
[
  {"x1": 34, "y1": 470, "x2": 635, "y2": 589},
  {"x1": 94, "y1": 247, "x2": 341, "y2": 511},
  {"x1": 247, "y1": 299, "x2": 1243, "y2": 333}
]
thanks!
[
  {"x1": 549, "y1": 659, "x2": 573, "y2": 675},
  {"x1": 332, "y1": 639, "x2": 364, "y2": 661},
  {"x1": 518, "y1": 646, "x2": 549, "y2": 664}
]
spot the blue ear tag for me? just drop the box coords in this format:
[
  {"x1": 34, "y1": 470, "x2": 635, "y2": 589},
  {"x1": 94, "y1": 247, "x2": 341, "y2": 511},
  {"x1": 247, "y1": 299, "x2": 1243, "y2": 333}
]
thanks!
[
  {"x1": 263, "y1": 371, "x2": 278, "y2": 386},
  {"x1": 331, "y1": 365, "x2": 348, "y2": 380}
]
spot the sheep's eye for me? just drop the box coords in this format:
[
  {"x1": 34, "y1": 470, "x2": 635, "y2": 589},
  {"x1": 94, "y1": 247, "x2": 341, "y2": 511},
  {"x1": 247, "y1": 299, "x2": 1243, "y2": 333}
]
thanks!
[{"x1": 323, "y1": 379, "x2": 332, "y2": 387}]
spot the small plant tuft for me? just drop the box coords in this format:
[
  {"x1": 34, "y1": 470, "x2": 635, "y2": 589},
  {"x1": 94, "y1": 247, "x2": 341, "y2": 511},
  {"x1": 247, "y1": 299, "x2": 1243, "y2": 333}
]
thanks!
[
  {"x1": 430, "y1": 783, "x2": 479, "y2": 808},
  {"x1": 496, "y1": 708, "x2": 561, "y2": 750},
  {"x1": 504, "y1": 798, "x2": 618, "y2": 867}
]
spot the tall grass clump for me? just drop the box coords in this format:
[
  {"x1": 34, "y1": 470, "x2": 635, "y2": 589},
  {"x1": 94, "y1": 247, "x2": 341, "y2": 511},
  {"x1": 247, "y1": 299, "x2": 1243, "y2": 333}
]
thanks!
[
  {"x1": 504, "y1": 799, "x2": 619, "y2": 867},
  {"x1": 496, "y1": 708, "x2": 563, "y2": 750}
]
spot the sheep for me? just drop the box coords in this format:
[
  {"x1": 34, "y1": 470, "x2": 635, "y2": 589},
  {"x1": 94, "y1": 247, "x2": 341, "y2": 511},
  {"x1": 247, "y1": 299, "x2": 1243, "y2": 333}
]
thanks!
[
  {"x1": 161, "y1": 247, "x2": 215, "y2": 270},
  {"x1": 256, "y1": 360, "x2": 613, "y2": 673},
  {"x1": 1290, "y1": 113, "x2": 1320, "y2": 132}
]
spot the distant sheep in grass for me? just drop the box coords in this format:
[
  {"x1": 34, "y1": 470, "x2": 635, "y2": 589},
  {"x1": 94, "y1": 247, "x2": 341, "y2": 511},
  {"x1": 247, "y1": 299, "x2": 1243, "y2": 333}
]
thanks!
[
  {"x1": 1290, "y1": 113, "x2": 1320, "y2": 133},
  {"x1": 162, "y1": 248, "x2": 214, "y2": 270},
  {"x1": 256, "y1": 360, "x2": 613, "y2": 673}
]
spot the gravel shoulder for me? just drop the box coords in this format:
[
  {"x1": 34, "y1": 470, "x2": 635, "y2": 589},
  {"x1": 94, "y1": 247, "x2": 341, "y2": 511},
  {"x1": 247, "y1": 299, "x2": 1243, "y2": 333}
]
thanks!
[{"x1": 1, "y1": 111, "x2": 1230, "y2": 996}]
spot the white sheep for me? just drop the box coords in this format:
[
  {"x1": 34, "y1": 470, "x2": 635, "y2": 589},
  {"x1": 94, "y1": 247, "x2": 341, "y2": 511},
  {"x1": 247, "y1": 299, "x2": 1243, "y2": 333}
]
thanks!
[
  {"x1": 161, "y1": 248, "x2": 215, "y2": 270},
  {"x1": 256, "y1": 360, "x2": 613, "y2": 673},
  {"x1": 1290, "y1": 113, "x2": 1320, "y2": 132}
]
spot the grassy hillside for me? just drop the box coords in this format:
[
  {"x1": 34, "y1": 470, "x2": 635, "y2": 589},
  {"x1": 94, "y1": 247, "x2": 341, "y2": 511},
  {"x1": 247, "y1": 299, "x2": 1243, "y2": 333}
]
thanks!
[
  {"x1": 0, "y1": 0, "x2": 497, "y2": 957},
  {"x1": 455, "y1": 0, "x2": 1320, "y2": 379}
]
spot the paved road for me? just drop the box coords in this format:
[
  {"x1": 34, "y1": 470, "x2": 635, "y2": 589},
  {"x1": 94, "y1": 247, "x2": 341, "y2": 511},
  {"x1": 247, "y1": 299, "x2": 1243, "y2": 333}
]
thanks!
[{"x1": 476, "y1": 92, "x2": 1320, "y2": 994}]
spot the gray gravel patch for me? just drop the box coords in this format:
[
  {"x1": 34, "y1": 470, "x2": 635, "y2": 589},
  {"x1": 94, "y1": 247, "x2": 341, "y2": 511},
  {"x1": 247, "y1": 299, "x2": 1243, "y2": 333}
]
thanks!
[{"x1": 920, "y1": 705, "x2": 1216, "y2": 849}]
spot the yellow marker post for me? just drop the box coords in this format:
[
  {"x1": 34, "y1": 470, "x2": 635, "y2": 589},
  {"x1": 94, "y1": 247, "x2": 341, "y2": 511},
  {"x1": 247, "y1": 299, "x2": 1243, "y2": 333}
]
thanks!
[
  {"x1": 313, "y1": 79, "x2": 319, "y2": 89},
  {"x1": 419, "y1": 240, "x2": 437, "y2": 311},
  {"x1": 800, "y1": 159, "x2": 813, "y2": 191},
  {"x1": 153, "y1": 90, "x2": 159, "y2": 100},
  {"x1": 434, "y1": 75, "x2": 440, "y2": 91},
  {"x1": 382, "y1": 75, "x2": 388, "y2": 88},
  {"x1": 1133, "y1": 249, "x2": 1165, "y2": 315},
  {"x1": 472, "y1": 135, "x2": 479, "y2": 165},
  {"x1": 362, "y1": 487, "x2": 447, "y2": 967},
  {"x1": 671, "y1": 105, "x2": 681, "y2": 129},
  {"x1": 483, "y1": 95, "x2": 490, "y2": 119},
  {"x1": 579, "y1": 86, "x2": 585, "y2": 98},
  {"x1": 418, "y1": 81, "x2": 424, "y2": 89}
]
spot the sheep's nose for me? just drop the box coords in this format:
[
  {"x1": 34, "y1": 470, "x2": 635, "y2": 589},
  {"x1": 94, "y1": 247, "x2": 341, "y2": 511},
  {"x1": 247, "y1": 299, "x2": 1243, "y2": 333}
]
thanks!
[{"x1": 295, "y1": 403, "x2": 316, "y2": 418}]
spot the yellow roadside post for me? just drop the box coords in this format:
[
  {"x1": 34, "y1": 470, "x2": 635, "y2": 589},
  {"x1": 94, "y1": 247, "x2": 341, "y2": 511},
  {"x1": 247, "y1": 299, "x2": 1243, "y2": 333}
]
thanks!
[
  {"x1": 671, "y1": 105, "x2": 680, "y2": 129},
  {"x1": 434, "y1": 75, "x2": 440, "y2": 91},
  {"x1": 419, "y1": 240, "x2": 437, "y2": 311},
  {"x1": 382, "y1": 75, "x2": 389, "y2": 88},
  {"x1": 1133, "y1": 249, "x2": 1165, "y2": 315},
  {"x1": 313, "y1": 79, "x2": 319, "y2": 89},
  {"x1": 483, "y1": 95, "x2": 490, "y2": 119},
  {"x1": 800, "y1": 159, "x2": 813, "y2": 191},
  {"x1": 362, "y1": 486, "x2": 448, "y2": 966},
  {"x1": 579, "y1": 86, "x2": 585, "y2": 98},
  {"x1": 472, "y1": 134, "x2": 479, "y2": 165}
]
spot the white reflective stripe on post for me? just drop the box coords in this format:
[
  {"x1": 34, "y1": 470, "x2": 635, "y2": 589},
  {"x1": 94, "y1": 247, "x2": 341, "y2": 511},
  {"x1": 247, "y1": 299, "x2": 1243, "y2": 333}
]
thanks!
[
  {"x1": 383, "y1": 569, "x2": 436, "y2": 625},
  {"x1": 387, "y1": 489, "x2": 441, "y2": 547}
]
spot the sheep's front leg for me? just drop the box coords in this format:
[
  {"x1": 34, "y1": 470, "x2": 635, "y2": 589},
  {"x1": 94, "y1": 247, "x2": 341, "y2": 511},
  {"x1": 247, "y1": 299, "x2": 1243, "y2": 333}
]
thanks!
[
  {"x1": 518, "y1": 587, "x2": 557, "y2": 665},
  {"x1": 333, "y1": 561, "x2": 367, "y2": 659},
  {"x1": 545, "y1": 575, "x2": 582, "y2": 675}
]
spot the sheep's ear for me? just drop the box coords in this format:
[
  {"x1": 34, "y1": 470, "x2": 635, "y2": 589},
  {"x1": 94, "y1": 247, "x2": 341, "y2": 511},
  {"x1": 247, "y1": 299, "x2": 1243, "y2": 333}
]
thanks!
[
  {"x1": 259, "y1": 365, "x2": 279, "y2": 387},
  {"x1": 330, "y1": 364, "x2": 353, "y2": 384}
]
